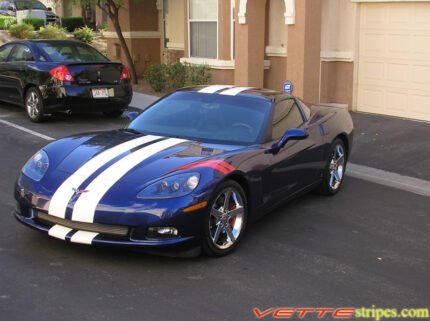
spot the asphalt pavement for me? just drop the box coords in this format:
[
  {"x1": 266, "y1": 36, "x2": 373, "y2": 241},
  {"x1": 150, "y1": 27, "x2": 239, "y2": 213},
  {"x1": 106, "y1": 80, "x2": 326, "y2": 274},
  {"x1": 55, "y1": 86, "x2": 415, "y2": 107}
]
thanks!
[{"x1": 0, "y1": 102, "x2": 429, "y2": 321}]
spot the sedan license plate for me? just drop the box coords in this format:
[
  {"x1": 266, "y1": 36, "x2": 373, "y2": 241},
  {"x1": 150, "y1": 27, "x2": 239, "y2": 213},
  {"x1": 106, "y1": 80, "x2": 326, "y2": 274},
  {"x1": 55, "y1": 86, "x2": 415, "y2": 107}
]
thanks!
[{"x1": 92, "y1": 88, "x2": 109, "y2": 98}]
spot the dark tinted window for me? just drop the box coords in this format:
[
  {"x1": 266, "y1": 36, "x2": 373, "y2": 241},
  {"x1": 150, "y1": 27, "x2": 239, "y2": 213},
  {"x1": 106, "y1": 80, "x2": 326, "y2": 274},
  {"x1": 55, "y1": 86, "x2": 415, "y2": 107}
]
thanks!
[
  {"x1": 9, "y1": 44, "x2": 34, "y2": 62},
  {"x1": 37, "y1": 42, "x2": 109, "y2": 62},
  {"x1": 16, "y1": 1, "x2": 47, "y2": 10},
  {"x1": 129, "y1": 92, "x2": 272, "y2": 145},
  {"x1": 272, "y1": 99, "x2": 304, "y2": 140},
  {"x1": 0, "y1": 44, "x2": 14, "y2": 62}
]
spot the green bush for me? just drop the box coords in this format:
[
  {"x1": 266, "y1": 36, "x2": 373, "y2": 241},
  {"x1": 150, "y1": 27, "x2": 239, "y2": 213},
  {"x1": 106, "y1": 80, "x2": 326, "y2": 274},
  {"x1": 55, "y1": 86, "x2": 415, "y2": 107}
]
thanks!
[
  {"x1": 38, "y1": 25, "x2": 67, "y2": 40},
  {"x1": 9, "y1": 23, "x2": 34, "y2": 39},
  {"x1": 61, "y1": 16, "x2": 85, "y2": 32},
  {"x1": 144, "y1": 64, "x2": 168, "y2": 92},
  {"x1": 166, "y1": 63, "x2": 186, "y2": 89},
  {"x1": 22, "y1": 18, "x2": 44, "y2": 30},
  {"x1": 145, "y1": 63, "x2": 211, "y2": 92},
  {"x1": 184, "y1": 63, "x2": 211, "y2": 86},
  {"x1": 0, "y1": 16, "x2": 17, "y2": 30},
  {"x1": 73, "y1": 26, "x2": 94, "y2": 43}
]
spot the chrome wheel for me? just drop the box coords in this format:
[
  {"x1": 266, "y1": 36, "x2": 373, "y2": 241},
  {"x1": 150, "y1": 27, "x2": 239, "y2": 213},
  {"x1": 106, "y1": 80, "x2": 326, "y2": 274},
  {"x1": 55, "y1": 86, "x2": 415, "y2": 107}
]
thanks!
[
  {"x1": 329, "y1": 144, "x2": 345, "y2": 190},
  {"x1": 209, "y1": 187, "x2": 245, "y2": 250},
  {"x1": 27, "y1": 91, "x2": 40, "y2": 119}
]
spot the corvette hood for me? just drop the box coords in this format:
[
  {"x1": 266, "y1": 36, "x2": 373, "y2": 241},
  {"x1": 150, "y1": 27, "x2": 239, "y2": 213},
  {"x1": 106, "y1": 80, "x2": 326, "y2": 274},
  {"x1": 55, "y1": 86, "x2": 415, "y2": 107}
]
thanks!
[{"x1": 52, "y1": 130, "x2": 242, "y2": 185}]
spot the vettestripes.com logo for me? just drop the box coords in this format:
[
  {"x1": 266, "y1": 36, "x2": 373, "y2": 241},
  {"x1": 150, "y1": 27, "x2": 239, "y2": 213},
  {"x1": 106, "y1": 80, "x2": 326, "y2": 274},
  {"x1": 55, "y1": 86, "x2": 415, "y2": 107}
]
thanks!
[{"x1": 253, "y1": 306, "x2": 430, "y2": 320}]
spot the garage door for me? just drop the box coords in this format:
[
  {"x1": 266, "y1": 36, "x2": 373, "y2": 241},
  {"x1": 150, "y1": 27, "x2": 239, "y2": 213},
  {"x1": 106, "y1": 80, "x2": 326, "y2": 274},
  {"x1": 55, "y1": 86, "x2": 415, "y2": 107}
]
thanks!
[{"x1": 358, "y1": 2, "x2": 430, "y2": 121}]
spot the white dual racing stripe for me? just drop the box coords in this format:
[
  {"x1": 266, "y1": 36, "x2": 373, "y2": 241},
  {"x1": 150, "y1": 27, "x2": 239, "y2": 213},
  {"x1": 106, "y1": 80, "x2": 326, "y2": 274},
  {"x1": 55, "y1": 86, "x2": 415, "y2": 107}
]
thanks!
[
  {"x1": 48, "y1": 224, "x2": 73, "y2": 240},
  {"x1": 70, "y1": 231, "x2": 99, "y2": 245},
  {"x1": 48, "y1": 135, "x2": 163, "y2": 219},
  {"x1": 198, "y1": 85, "x2": 233, "y2": 93},
  {"x1": 72, "y1": 138, "x2": 187, "y2": 223},
  {"x1": 219, "y1": 87, "x2": 253, "y2": 96}
]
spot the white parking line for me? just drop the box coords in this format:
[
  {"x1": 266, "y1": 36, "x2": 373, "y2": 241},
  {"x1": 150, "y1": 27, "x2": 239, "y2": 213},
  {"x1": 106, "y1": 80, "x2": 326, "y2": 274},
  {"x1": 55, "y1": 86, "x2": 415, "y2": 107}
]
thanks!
[
  {"x1": 347, "y1": 163, "x2": 430, "y2": 198},
  {"x1": 0, "y1": 119, "x2": 55, "y2": 141}
]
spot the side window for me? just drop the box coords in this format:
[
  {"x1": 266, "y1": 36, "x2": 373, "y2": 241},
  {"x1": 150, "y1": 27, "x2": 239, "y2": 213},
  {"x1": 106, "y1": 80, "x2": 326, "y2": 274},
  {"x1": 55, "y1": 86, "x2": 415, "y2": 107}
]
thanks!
[
  {"x1": 0, "y1": 2, "x2": 10, "y2": 10},
  {"x1": 297, "y1": 99, "x2": 311, "y2": 119},
  {"x1": 0, "y1": 44, "x2": 14, "y2": 62},
  {"x1": 9, "y1": 45, "x2": 34, "y2": 62},
  {"x1": 272, "y1": 99, "x2": 305, "y2": 140}
]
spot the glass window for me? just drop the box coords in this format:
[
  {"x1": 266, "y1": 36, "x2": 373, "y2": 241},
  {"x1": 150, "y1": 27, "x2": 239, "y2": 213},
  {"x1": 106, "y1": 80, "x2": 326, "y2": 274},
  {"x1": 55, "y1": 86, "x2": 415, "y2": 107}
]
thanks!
[
  {"x1": 272, "y1": 99, "x2": 304, "y2": 140},
  {"x1": 129, "y1": 91, "x2": 272, "y2": 145},
  {"x1": 0, "y1": 44, "x2": 13, "y2": 62},
  {"x1": 0, "y1": 2, "x2": 11, "y2": 10},
  {"x1": 9, "y1": 45, "x2": 34, "y2": 62},
  {"x1": 16, "y1": 1, "x2": 47, "y2": 10},
  {"x1": 189, "y1": 0, "x2": 217, "y2": 58},
  {"x1": 297, "y1": 99, "x2": 311, "y2": 119},
  {"x1": 37, "y1": 42, "x2": 109, "y2": 63}
]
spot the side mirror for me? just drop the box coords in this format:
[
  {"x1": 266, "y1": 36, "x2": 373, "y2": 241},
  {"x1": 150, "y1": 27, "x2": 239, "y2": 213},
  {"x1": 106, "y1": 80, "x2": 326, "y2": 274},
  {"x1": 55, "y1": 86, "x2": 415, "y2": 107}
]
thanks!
[
  {"x1": 126, "y1": 111, "x2": 139, "y2": 121},
  {"x1": 266, "y1": 128, "x2": 308, "y2": 155},
  {"x1": 8, "y1": 6, "x2": 16, "y2": 11},
  {"x1": 47, "y1": 7, "x2": 52, "y2": 11}
]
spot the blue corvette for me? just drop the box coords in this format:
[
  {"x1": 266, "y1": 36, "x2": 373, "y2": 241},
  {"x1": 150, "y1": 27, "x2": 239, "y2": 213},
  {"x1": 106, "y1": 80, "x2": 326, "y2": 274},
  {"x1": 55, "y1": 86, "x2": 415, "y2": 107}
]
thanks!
[{"x1": 14, "y1": 85, "x2": 354, "y2": 256}]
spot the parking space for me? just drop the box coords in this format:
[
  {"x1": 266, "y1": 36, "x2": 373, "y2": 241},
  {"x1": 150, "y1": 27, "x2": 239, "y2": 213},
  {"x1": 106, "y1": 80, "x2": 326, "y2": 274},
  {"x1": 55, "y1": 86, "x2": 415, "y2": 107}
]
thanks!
[{"x1": 0, "y1": 103, "x2": 429, "y2": 321}]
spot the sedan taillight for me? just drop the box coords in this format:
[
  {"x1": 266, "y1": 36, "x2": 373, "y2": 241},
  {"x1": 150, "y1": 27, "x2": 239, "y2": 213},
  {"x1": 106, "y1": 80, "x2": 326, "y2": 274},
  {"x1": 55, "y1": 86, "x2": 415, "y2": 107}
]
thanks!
[
  {"x1": 50, "y1": 65, "x2": 74, "y2": 82},
  {"x1": 120, "y1": 66, "x2": 130, "y2": 81}
]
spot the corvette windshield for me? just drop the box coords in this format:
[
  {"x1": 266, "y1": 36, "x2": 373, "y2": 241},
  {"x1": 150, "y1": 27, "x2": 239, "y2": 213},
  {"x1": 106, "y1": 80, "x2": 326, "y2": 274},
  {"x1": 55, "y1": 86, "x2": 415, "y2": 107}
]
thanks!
[{"x1": 129, "y1": 91, "x2": 271, "y2": 145}]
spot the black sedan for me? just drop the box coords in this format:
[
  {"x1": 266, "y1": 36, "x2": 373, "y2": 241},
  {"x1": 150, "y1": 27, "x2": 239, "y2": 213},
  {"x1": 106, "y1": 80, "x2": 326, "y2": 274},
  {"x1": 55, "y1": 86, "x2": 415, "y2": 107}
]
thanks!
[{"x1": 0, "y1": 40, "x2": 132, "y2": 122}]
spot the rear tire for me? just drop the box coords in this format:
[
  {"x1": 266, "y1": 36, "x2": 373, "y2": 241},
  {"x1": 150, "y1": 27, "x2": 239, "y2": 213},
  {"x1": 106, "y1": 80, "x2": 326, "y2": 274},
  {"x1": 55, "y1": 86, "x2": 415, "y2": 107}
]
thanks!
[
  {"x1": 202, "y1": 180, "x2": 247, "y2": 257},
  {"x1": 103, "y1": 109, "x2": 125, "y2": 118},
  {"x1": 25, "y1": 87, "x2": 45, "y2": 123},
  {"x1": 318, "y1": 138, "x2": 347, "y2": 196}
]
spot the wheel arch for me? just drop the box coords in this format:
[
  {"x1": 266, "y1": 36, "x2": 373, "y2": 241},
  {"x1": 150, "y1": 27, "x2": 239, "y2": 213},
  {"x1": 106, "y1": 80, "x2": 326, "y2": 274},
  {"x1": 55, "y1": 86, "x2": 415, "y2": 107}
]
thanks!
[{"x1": 335, "y1": 133, "x2": 350, "y2": 159}]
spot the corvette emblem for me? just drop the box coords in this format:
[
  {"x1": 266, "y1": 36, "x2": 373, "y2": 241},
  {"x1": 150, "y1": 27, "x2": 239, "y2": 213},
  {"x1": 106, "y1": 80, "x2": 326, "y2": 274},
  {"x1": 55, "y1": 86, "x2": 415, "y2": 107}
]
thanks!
[{"x1": 72, "y1": 188, "x2": 89, "y2": 197}]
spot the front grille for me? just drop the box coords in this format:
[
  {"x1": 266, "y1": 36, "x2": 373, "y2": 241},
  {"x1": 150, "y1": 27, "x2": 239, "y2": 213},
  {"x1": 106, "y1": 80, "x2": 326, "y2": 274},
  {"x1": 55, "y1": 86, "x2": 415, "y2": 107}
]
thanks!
[{"x1": 36, "y1": 211, "x2": 129, "y2": 237}]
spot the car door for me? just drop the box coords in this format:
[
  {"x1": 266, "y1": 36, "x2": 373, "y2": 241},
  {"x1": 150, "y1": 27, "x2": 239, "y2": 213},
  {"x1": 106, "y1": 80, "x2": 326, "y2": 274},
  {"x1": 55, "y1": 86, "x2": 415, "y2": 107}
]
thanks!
[
  {"x1": 266, "y1": 98, "x2": 323, "y2": 201},
  {"x1": 0, "y1": 43, "x2": 16, "y2": 103},
  {"x1": 6, "y1": 43, "x2": 35, "y2": 104}
]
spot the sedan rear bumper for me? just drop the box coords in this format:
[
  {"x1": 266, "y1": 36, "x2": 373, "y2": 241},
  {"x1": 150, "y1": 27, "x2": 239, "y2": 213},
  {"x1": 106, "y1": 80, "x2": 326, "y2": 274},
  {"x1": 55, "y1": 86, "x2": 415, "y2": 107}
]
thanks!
[{"x1": 41, "y1": 83, "x2": 133, "y2": 113}]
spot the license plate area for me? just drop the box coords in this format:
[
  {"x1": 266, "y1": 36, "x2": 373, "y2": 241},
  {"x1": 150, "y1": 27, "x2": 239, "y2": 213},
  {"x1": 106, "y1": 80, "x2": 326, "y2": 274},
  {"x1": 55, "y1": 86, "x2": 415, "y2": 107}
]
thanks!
[{"x1": 92, "y1": 88, "x2": 109, "y2": 98}]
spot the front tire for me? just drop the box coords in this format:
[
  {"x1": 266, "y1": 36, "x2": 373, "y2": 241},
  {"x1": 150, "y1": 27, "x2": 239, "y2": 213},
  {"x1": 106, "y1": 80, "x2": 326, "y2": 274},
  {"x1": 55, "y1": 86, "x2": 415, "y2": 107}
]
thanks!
[
  {"x1": 25, "y1": 88, "x2": 45, "y2": 123},
  {"x1": 318, "y1": 139, "x2": 347, "y2": 195},
  {"x1": 202, "y1": 180, "x2": 247, "y2": 257}
]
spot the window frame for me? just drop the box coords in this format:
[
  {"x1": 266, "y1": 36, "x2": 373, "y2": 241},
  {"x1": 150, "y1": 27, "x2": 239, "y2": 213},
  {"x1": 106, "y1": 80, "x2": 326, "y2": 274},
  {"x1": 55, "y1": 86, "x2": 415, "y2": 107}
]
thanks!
[
  {"x1": 8, "y1": 44, "x2": 35, "y2": 63},
  {"x1": 187, "y1": 0, "x2": 219, "y2": 59},
  {"x1": 269, "y1": 97, "x2": 308, "y2": 142},
  {"x1": 0, "y1": 43, "x2": 15, "y2": 63}
]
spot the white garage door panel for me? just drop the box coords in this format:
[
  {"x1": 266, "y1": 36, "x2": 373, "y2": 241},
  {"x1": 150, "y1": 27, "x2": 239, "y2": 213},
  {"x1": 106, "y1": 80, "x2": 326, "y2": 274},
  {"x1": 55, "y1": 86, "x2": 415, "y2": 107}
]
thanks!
[{"x1": 358, "y1": 3, "x2": 430, "y2": 121}]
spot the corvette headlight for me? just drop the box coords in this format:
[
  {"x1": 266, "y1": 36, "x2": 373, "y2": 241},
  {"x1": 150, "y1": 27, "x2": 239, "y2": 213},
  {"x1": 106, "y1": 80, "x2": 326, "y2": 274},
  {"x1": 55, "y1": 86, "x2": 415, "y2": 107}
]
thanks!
[
  {"x1": 137, "y1": 173, "x2": 200, "y2": 199},
  {"x1": 22, "y1": 150, "x2": 50, "y2": 182}
]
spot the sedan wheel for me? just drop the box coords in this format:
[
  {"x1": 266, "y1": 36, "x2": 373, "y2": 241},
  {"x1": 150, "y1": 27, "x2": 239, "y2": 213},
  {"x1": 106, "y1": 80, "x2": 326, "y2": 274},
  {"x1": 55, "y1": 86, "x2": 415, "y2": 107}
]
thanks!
[
  {"x1": 203, "y1": 180, "x2": 247, "y2": 256},
  {"x1": 25, "y1": 88, "x2": 45, "y2": 123},
  {"x1": 319, "y1": 138, "x2": 347, "y2": 195}
]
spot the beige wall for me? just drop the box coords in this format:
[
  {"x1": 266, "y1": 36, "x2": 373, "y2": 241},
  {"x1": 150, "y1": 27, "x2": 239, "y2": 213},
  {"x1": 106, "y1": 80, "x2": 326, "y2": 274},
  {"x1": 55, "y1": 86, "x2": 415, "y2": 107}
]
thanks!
[
  {"x1": 320, "y1": 61, "x2": 354, "y2": 107},
  {"x1": 165, "y1": 0, "x2": 185, "y2": 50},
  {"x1": 264, "y1": 57, "x2": 287, "y2": 91},
  {"x1": 267, "y1": 0, "x2": 287, "y2": 49}
]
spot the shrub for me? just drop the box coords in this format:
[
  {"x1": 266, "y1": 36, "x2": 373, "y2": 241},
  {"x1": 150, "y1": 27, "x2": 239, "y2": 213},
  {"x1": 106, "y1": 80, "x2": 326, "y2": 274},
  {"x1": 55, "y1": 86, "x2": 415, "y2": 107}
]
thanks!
[
  {"x1": 98, "y1": 27, "x2": 106, "y2": 39},
  {"x1": 0, "y1": 16, "x2": 16, "y2": 30},
  {"x1": 144, "y1": 64, "x2": 168, "y2": 92},
  {"x1": 145, "y1": 63, "x2": 212, "y2": 92},
  {"x1": 22, "y1": 18, "x2": 44, "y2": 30},
  {"x1": 166, "y1": 63, "x2": 186, "y2": 89},
  {"x1": 61, "y1": 16, "x2": 84, "y2": 32},
  {"x1": 9, "y1": 23, "x2": 34, "y2": 39},
  {"x1": 73, "y1": 26, "x2": 94, "y2": 43},
  {"x1": 184, "y1": 63, "x2": 211, "y2": 86},
  {"x1": 38, "y1": 25, "x2": 67, "y2": 40}
]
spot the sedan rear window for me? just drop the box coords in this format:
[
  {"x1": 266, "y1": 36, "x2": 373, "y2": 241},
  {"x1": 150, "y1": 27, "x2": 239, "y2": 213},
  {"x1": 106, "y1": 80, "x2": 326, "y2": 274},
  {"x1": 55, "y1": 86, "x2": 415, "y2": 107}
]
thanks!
[{"x1": 37, "y1": 42, "x2": 109, "y2": 63}]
